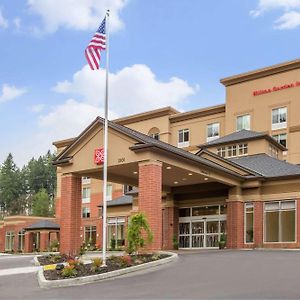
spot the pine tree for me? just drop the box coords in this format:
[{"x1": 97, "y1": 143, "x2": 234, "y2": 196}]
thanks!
[{"x1": 31, "y1": 188, "x2": 52, "y2": 217}]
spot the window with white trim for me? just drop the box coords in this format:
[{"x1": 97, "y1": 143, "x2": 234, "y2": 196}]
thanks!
[
  {"x1": 82, "y1": 187, "x2": 91, "y2": 203},
  {"x1": 272, "y1": 107, "x2": 287, "y2": 130},
  {"x1": 269, "y1": 144, "x2": 278, "y2": 158},
  {"x1": 207, "y1": 123, "x2": 220, "y2": 142},
  {"x1": 82, "y1": 207, "x2": 90, "y2": 218},
  {"x1": 84, "y1": 226, "x2": 96, "y2": 245},
  {"x1": 5, "y1": 231, "x2": 14, "y2": 251},
  {"x1": 264, "y1": 200, "x2": 295, "y2": 243},
  {"x1": 82, "y1": 176, "x2": 91, "y2": 185},
  {"x1": 107, "y1": 184, "x2": 113, "y2": 201},
  {"x1": 245, "y1": 203, "x2": 254, "y2": 243},
  {"x1": 217, "y1": 147, "x2": 226, "y2": 158},
  {"x1": 227, "y1": 145, "x2": 237, "y2": 158},
  {"x1": 178, "y1": 129, "x2": 190, "y2": 148},
  {"x1": 238, "y1": 143, "x2": 248, "y2": 156},
  {"x1": 236, "y1": 114, "x2": 250, "y2": 131},
  {"x1": 272, "y1": 133, "x2": 287, "y2": 148},
  {"x1": 18, "y1": 230, "x2": 25, "y2": 251}
]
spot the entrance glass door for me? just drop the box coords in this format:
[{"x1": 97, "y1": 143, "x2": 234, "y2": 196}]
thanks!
[
  {"x1": 191, "y1": 221, "x2": 205, "y2": 248},
  {"x1": 206, "y1": 220, "x2": 219, "y2": 247}
]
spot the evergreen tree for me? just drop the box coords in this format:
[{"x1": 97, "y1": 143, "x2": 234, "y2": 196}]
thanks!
[
  {"x1": 31, "y1": 188, "x2": 52, "y2": 217},
  {"x1": 0, "y1": 154, "x2": 24, "y2": 215}
]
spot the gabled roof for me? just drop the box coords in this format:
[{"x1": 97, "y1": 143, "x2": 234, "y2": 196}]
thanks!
[
  {"x1": 53, "y1": 117, "x2": 256, "y2": 180},
  {"x1": 229, "y1": 154, "x2": 300, "y2": 179},
  {"x1": 25, "y1": 220, "x2": 60, "y2": 231},
  {"x1": 199, "y1": 129, "x2": 287, "y2": 151}
]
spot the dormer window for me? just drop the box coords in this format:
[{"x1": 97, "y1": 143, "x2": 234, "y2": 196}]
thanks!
[{"x1": 217, "y1": 143, "x2": 248, "y2": 158}]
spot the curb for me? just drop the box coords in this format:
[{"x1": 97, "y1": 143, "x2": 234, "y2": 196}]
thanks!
[
  {"x1": 33, "y1": 256, "x2": 41, "y2": 266},
  {"x1": 37, "y1": 251, "x2": 178, "y2": 288}
]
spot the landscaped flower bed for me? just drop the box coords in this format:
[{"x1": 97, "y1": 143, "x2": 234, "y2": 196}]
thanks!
[
  {"x1": 38, "y1": 254, "x2": 70, "y2": 266},
  {"x1": 43, "y1": 253, "x2": 169, "y2": 280}
]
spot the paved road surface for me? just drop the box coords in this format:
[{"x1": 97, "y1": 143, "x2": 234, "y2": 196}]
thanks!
[{"x1": 1, "y1": 250, "x2": 300, "y2": 299}]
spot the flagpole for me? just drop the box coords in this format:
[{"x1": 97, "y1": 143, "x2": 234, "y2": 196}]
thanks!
[{"x1": 102, "y1": 9, "x2": 110, "y2": 267}]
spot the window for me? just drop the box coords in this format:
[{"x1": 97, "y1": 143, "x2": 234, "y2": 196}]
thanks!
[
  {"x1": 107, "y1": 184, "x2": 113, "y2": 201},
  {"x1": 18, "y1": 230, "x2": 25, "y2": 251},
  {"x1": 84, "y1": 226, "x2": 96, "y2": 245},
  {"x1": 236, "y1": 115, "x2": 250, "y2": 131},
  {"x1": 107, "y1": 217, "x2": 126, "y2": 248},
  {"x1": 245, "y1": 203, "x2": 254, "y2": 243},
  {"x1": 273, "y1": 133, "x2": 287, "y2": 148},
  {"x1": 207, "y1": 123, "x2": 220, "y2": 142},
  {"x1": 238, "y1": 143, "x2": 248, "y2": 156},
  {"x1": 123, "y1": 185, "x2": 134, "y2": 194},
  {"x1": 82, "y1": 187, "x2": 91, "y2": 203},
  {"x1": 217, "y1": 147, "x2": 226, "y2": 158},
  {"x1": 82, "y1": 176, "x2": 91, "y2": 185},
  {"x1": 217, "y1": 144, "x2": 248, "y2": 158},
  {"x1": 264, "y1": 200, "x2": 295, "y2": 243},
  {"x1": 178, "y1": 129, "x2": 190, "y2": 148},
  {"x1": 272, "y1": 107, "x2": 287, "y2": 130},
  {"x1": 269, "y1": 144, "x2": 279, "y2": 158},
  {"x1": 5, "y1": 231, "x2": 14, "y2": 251},
  {"x1": 227, "y1": 145, "x2": 237, "y2": 158},
  {"x1": 148, "y1": 127, "x2": 160, "y2": 140},
  {"x1": 82, "y1": 207, "x2": 90, "y2": 218}
]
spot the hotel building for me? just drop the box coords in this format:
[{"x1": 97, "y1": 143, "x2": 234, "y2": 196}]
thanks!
[{"x1": 2, "y1": 58, "x2": 300, "y2": 253}]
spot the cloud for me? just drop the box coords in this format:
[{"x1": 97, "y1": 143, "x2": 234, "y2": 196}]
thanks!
[
  {"x1": 26, "y1": 0, "x2": 128, "y2": 34},
  {"x1": 38, "y1": 98, "x2": 118, "y2": 141},
  {"x1": 13, "y1": 17, "x2": 21, "y2": 31},
  {"x1": 251, "y1": 0, "x2": 300, "y2": 29},
  {"x1": 0, "y1": 84, "x2": 27, "y2": 103},
  {"x1": 53, "y1": 64, "x2": 196, "y2": 116},
  {"x1": 0, "y1": 8, "x2": 8, "y2": 29},
  {"x1": 30, "y1": 103, "x2": 44, "y2": 113},
  {"x1": 274, "y1": 10, "x2": 300, "y2": 28}
]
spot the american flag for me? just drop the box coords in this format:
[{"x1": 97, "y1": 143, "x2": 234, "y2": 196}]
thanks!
[{"x1": 85, "y1": 17, "x2": 106, "y2": 70}]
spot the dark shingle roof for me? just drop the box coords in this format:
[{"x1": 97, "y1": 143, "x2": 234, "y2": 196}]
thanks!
[
  {"x1": 229, "y1": 154, "x2": 300, "y2": 178},
  {"x1": 98, "y1": 195, "x2": 133, "y2": 207},
  {"x1": 200, "y1": 129, "x2": 286, "y2": 150},
  {"x1": 25, "y1": 220, "x2": 60, "y2": 231},
  {"x1": 54, "y1": 117, "x2": 255, "y2": 179}
]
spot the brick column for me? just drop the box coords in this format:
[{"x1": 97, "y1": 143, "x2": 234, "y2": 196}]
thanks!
[
  {"x1": 0, "y1": 227, "x2": 4, "y2": 252},
  {"x1": 297, "y1": 199, "x2": 300, "y2": 246},
  {"x1": 40, "y1": 231, "x2": 49, "y2": 251},
  {"x1": 24, "y1": 232, "x2": 33, "y2": 253},
  {"x1": 254, "y1": 201, "x2": 263, "y2": 247},
  {"x1": 226, "y1": 201, "x2": 244, "y2": 248},
  {"x1": 162, "y1": 206, "x2": 177, "y2": 250},
  {"x1": 60, "y1": 174, "x2": 82, "y2": 255},
  {"x1": 138, "y1": 161, "x2": 162, "y2": 250}
]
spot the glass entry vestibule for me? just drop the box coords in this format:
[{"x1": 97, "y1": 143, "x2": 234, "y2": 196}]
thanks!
[{"x1": 179, "y1": 205, "x2": 226, "y2": 249}]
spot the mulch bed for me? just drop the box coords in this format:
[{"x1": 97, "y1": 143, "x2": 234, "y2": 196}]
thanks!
[
  {"x1": 38, "y1": 254, "x2": 69, "y2": 266},
  {"x1": 43, "y1": 253, "x2": 170, "y2": 280}
]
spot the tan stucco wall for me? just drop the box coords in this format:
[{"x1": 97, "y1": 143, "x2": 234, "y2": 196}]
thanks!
[{"x1": 225, "y1": 68, "x2": 300, "y2": 163}]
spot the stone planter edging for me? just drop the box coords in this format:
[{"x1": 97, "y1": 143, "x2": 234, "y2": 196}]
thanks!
[{"x1": 37, "y1": 251, "x2": 177, "y2": 289}]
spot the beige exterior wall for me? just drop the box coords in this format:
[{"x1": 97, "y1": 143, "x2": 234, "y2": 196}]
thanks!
[
  {"x1": 224, "y1": 67, "x2": 300, "y2": 164},
  {"x1": 169, "y1": 112, "x2": 225, "y2": 150}
]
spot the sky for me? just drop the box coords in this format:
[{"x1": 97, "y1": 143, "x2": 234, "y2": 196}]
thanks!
[{"x1": 1, "y1": 0, "x2": 300, "y2": 167}]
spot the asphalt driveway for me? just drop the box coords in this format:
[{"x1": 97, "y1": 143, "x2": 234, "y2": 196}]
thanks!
[{"x1": 1, "y1": 250, "x2": 300, "y2": 299}]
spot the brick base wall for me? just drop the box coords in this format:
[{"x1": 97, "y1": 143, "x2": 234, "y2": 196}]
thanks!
[
  {"x1": 227, "y1": 201, "x2": 244, "y2": 249},
  {"x1": 138, "y1": 162, "x2": 162, "y2": 250},
  {"x1": 60, "y1": 174, "x2": 82, "y2": 255}
]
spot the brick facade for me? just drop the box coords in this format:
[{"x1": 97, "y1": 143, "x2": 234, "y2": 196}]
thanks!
[
  {"x1": 226, "y1": 201, "x2": 244, "y2": 249},
  {"x1": 138, "y1": 161, "x2": 162, "y2": 250},
  {"x1": 60, "y1": 174, "x2": 82, "y2": 255}
]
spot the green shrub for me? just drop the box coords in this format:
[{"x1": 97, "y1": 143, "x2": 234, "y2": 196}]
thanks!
[
  {"x1": 61, "y1": 265, "x2": 77, "y2": 278},
  {"x1": 126, "y1": 213, "x2": 153, "y2": 254},
  {"x1": 68, "y1": 259, "x2": 80, "y2": 268}
]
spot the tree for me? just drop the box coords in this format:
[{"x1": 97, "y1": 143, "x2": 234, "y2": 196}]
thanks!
[
  {"x1": 0, "y1": 153, "x2": 25, "y2": 215},
  {"x1": 31, "y1": 188, "x2": 53, "y2": 217},
  {"x1": 126, "y1": 213, "x2": 153, "y2": 254}
]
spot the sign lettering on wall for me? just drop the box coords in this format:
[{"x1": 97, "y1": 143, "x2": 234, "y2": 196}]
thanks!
[
  {"x1": 253, "y1": 81, "x2": 300, "y2": 96},
  {"x1": 94, "y1": 148, "x2": 104, "y2": 165}
]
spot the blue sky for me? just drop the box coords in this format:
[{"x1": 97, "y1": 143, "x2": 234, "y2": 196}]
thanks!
[{"x1": 1, "y1": 0, "x2": 300, "y2": 166}]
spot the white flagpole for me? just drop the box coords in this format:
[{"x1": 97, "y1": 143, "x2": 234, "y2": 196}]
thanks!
[{"x1": 102, "y1": 9, "x2": 110, "y2": 267}]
